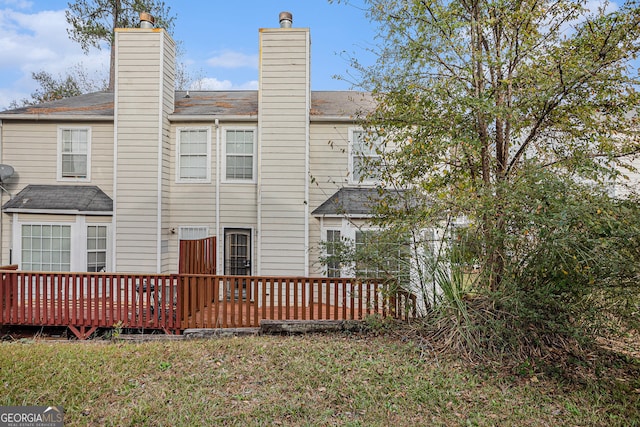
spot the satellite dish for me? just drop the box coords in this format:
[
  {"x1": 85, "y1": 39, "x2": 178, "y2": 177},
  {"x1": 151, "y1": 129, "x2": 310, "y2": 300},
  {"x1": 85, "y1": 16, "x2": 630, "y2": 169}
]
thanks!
[{"x1": 0, "y1": 164, "x2": 15, "y2": 182}]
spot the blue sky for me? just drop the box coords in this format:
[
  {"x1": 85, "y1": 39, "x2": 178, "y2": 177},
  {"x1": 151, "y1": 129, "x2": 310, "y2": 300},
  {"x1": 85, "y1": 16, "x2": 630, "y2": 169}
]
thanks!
[{"x1": 0, "y1": 0, "x2": 378, "y2": 109}]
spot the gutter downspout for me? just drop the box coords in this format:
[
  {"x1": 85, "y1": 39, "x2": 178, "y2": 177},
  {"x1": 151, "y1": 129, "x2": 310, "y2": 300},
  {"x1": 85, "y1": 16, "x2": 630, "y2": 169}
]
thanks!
[{"x1": 215, "y1": 118, "x2": 221, "y2": 273}]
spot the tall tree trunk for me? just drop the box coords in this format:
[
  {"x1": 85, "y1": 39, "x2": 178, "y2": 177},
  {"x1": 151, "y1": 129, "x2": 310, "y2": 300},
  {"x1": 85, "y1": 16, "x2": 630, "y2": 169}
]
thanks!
[
  {"x1": 108, "y1": 0, "x2": 122, "y2": 91},
  {"x1": 108, "y1": 42, "x2": 115, "y2": 91}
]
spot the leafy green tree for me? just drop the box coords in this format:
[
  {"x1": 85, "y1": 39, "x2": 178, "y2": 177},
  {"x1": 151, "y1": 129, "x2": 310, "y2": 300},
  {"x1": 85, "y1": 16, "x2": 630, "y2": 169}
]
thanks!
[
  {"x1": 334, "y1": 0, "x2": 640, "y2": 354},
  {"x1": 66, "y1": 0, "x2": 176, "y2": 90},
  {"x1": 343, "y1": 0, "x2": 639, "y2": 284}
]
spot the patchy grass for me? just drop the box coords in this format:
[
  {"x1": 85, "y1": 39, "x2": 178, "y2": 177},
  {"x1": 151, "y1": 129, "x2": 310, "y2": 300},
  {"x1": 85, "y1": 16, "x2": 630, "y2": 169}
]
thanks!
[{"x1": 0, "y1": 333, "x2": 638, "y2": 426}]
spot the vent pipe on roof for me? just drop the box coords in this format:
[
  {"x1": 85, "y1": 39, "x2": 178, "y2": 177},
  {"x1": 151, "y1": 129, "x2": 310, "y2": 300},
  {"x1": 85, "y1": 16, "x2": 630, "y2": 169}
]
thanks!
[
  {"x1": 279, "y1": 11, "x2": 292, "y2": 28},
  {"x1": 139, "y1": 12, "x2": 155, "y2": 28}
]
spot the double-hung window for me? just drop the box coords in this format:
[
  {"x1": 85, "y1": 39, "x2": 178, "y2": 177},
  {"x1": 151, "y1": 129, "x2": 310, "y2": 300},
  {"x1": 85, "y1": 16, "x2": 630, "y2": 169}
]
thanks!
[
  {"x1": 224, "y1": 129, "x2": 256, "y2": 182},
  {"x1": 325, "y1": 230, "x2": 342, "y2": 278},
  {"x1": 87, "y1": 225, "x2": 108, "y2": 272},
  {"x1": 350, "y1": 129, "x2": 383, "y2": 184},
  {"x1": 355, "y1": 229, "x2": 410, "y2": 283},
  {"x1": 59, "y1": 127, "x2": 90, "y2": 181},
  {"x1": 177, "y1": 128, "x2": 210, "y2": 182}
]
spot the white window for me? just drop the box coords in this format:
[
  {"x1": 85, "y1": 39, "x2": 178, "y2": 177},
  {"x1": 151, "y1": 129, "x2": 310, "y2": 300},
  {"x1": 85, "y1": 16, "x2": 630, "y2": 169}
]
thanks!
[
  {"x1": 87, "y1": 225, "x2": 107, "y2": 272},
  {"x1": 321, "y1": 221, "x2": 409, "y2": 282},
  {"x1": 21, "y1": 224, "x2": 71, "y2": 271},
  {"x1": 177, "y1": 128, "x2": 211, "y2": 182},
  {"x1": 326, "y1": 230, "x2": 342, "y2": 278},
  {"x1": 350, "y1": 129, "x2": 383, "y2": 184},
  {"x1": 16, "y1": 220, "x2": 111, "y2": 272},
  {"x1": 58, "y1": 127, "x2": 91, "y2": 181},
  {"x1": 355, "y1": 229, "x2": 409, "y2": 282},
  {"x1": 178, "y1": 226, "x2": 209, "y2": 240},
  {"x1": 224, "y1": 128, "x2": 256, "y2": 182}
]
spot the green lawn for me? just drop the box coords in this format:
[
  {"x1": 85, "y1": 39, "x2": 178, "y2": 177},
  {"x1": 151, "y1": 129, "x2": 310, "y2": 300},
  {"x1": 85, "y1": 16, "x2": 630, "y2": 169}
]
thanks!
[{"x1": 1, "y1": 333, "x2": 638, "y2": 426}]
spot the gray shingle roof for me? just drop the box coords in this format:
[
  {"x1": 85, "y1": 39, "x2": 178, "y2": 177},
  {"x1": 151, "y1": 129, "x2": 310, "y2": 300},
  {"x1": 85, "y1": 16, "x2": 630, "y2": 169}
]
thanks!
[
  {"x1": 0, "y1": 90, "x2": 374, "y2": 119},
  {"x1": 0, "y1": 92, "x2": 114, "y2": 117},
  {"x1": 312, "y1": 187, "x2": 384, "y2": 216},
  {"x1": 3, "y1": 185, "x2": 113, "y2": 214}
]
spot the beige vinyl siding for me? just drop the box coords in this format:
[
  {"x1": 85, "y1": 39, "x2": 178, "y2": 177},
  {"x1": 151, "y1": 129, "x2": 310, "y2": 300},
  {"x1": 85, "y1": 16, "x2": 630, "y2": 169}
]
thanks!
[
  {"x1": 309, "y1": 123, "x2": 351, "y2": 202},
  {"x1": 219, "y1": 186, "x2": 257, "y2": 224},
  {"x1": 0, "y1": 122, "x2": 114, "y2": 188},
  {"x1": 86, "y1": 216, "x2": 113, "y2": 224},
  {"x1": 308, "y1": 123, "x2": 352, "y2": 275},
  {"x1": 160, "y1": 34, "x2": 175, "y2": 271},
  {"x1": 114, "y1": 28, "x2": 174, "y2": 273},
  {"x1": 15, "y1": 214, "x2": 76, "y2": 223},
  {"x1": 0, "y1": 121, "x2": 114, "y2": 265},
  {"x1": 258, "y1": 28, "x2": 309, "y2": 275},
  {"x1": 167, "y1": 122, "x2": 216, "y2": 272},
  {"x1": 166, "y1": 120, "x2": 259, "y2": 273},
  {"x1": 167, "y1": 183, "x2": 216, "y2": 272}
]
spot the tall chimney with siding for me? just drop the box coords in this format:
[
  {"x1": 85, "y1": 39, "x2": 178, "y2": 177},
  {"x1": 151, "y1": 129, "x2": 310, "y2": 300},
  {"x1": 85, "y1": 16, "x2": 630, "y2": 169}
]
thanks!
[
  {"x1": 257, "y1": 12, "x2": 311, "y2": 275},
  {"x1": 113, "y1": 13, "x2": 175, "y2": 273}
]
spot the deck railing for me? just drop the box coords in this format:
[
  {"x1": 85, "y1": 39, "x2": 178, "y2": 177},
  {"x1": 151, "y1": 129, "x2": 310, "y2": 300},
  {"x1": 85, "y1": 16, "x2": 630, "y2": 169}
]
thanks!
[
  {"x1": 179, "y1": 275, "x2": 416, "y2": 329},
  {"x1": 0, "y1": 271, "x2": 181, "y2": 339},
  {"x1": 0, "y1": 270, "x2": 416, "y2": 339}
]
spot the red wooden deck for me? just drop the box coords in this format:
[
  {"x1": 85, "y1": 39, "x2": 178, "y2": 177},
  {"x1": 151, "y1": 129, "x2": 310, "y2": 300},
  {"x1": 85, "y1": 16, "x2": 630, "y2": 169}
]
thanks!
[{"x1": 1, "y1": 271, "x2": 416, "y2": 339}]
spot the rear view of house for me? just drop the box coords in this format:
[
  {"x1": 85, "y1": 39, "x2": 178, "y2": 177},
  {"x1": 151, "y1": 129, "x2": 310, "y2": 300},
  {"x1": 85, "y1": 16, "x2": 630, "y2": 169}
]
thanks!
[{"x1": 0, "y1": 12, "x2": 378, "y2": 278}]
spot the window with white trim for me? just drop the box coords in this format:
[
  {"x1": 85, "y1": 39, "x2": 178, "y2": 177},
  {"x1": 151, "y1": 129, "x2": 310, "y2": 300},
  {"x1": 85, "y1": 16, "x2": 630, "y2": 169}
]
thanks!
[
  {"x1": 325, "y1": 230, "x2": 342, "y2": 278},
  {"x1": 21, "y1": 225, "x2": 71, "y2": 271},
  {"x1": 224, "y1": 129, "x2": 256, "y2": 182},
  {"x1": 178, "y1": 226, "x2": 209, "y2": 240},
  {"x1": 350, "y1": 129, "x2": 383, "y2": 184},
  {"x1": 355, "y1": 229, "x2": 410, "y2": 282},
  {"x1": 59, "y1": 127, "x2": 90, "y2": 180},
  {"x1": 87, "y1": 225, "x2": 107, "y2": 272},
  {"x1": 177, "y1": 128, "x2": 210, "y2": 182}
]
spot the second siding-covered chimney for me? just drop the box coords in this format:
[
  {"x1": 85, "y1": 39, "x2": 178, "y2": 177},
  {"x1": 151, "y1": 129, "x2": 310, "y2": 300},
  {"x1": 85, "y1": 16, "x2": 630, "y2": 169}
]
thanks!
[{"x1": 257, "y1": 12, "x2": 311, "y2": 275}]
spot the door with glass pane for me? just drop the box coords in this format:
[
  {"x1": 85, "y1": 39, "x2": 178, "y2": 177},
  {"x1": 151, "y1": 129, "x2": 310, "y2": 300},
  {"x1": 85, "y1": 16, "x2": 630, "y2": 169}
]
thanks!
[
  {"x1": 224, "y1": 229, "x2": 251, "y2": 300},
  {"x1": 224, "y1": 229, "x2": 251, "y2": 275}
]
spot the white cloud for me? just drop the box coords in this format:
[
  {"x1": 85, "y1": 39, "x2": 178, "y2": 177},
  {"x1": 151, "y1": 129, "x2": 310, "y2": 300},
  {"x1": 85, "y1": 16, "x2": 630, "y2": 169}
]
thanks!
[
  {"x1": 0, "y1": 8, "x2": 109, "y2": 109},
  {"x1": 0, "y1": 0, "x2": 33, "y2": 9},
  {"x1": 191, "y1": 77, "x2": 258, "y2": 91},
  {"x1": 206, "y1": 50, "x2": 258, "y2": 69},
  {"x1": 0, "y1": 87, "x2": 25, "y2": 109}
]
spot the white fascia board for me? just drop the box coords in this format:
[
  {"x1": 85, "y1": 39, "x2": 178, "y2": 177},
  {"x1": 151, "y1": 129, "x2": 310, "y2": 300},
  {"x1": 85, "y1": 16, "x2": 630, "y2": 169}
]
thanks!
[
  {"x1": 2, "y1": 209, "x2": 113, "y2": 216},
  {"x1": 0, "y1": 114, "x2": 113, "y2": 121},
  {"x1": 169, "y1": 115, "x2": 257, "y2": 122}
]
